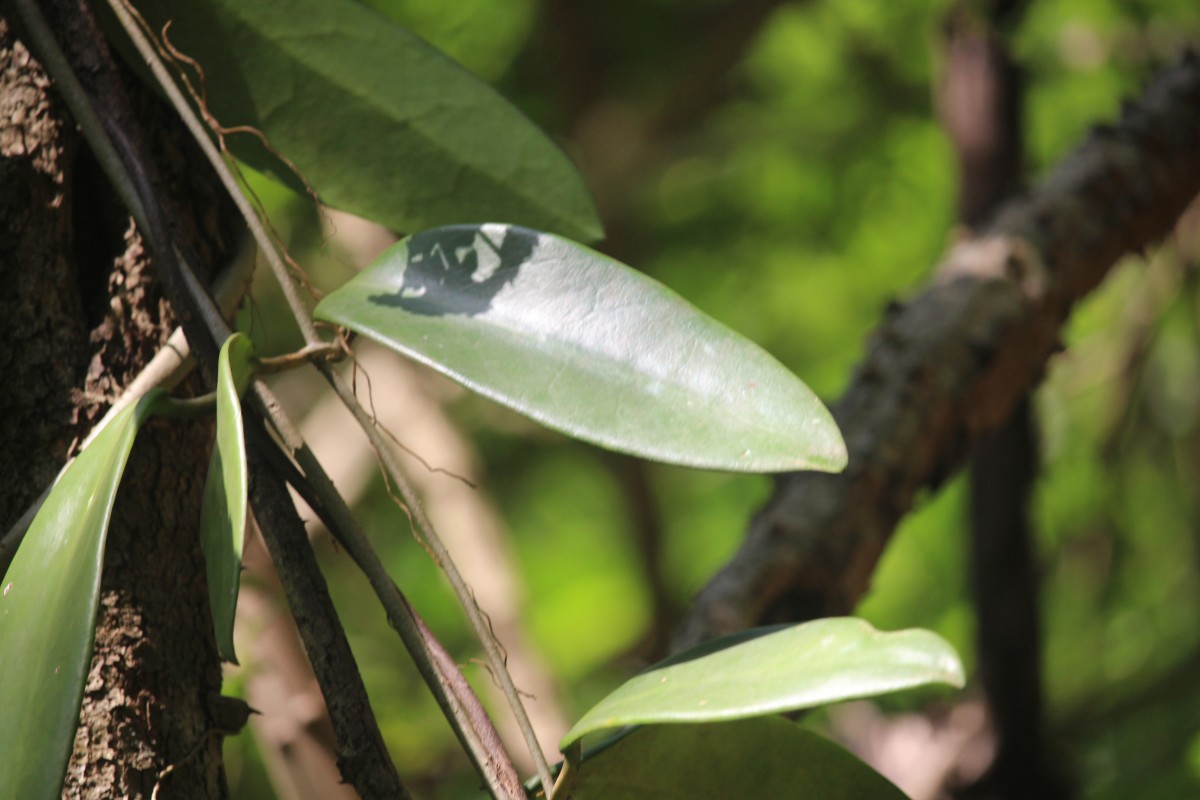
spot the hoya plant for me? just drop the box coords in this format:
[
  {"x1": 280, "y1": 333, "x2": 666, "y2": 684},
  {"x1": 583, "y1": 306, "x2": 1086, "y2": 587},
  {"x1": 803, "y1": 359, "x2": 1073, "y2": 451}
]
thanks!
[{"x1": 0, "y1": 0, "x2": 964, "y2": 797}]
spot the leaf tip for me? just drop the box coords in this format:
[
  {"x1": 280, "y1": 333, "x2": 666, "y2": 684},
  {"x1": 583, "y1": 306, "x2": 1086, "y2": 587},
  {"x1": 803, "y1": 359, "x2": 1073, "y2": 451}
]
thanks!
[
  {"x1": 942, "y1": 651, "x2": 967, "y2": 689},
  {"x1": 811, "y1": 423, "x2": 849, "y2": 474},
  {"x1": 217, "y1": 639, "x2": 240, "y2": 666},
  {"x1": 571, "y1": 213, "x2": 606, "y2": 245},
  {"x1": 782, "y1": 407, "x2": 847, "y2": 475}
]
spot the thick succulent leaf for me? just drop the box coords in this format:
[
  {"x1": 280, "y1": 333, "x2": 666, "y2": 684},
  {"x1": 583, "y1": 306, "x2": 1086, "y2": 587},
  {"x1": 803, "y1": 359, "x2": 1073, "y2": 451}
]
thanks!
[
  {"x1": 123, "y1": 0, "x2": 601, "y2": 241},
  {"x1": 0, "y1": 390, "x2": 164, "y2": 800},
  {"x1": 315, "y1": 224, "x2": 846, "y2": 473},
  {"x1": 562, "y1": 617, "x2": 964, "y2": 748},
  {"x1": 200, "y1": 334, "x2": 255, "y2": 663},
  {"x1": 568, "y1": 717, "x2": 909, "y2": 800}
]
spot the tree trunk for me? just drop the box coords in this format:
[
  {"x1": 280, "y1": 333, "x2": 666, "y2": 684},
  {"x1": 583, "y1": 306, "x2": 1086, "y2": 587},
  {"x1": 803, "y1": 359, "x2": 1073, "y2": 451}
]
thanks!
[
  {"x1": 938, "y1": 5, "x2": 1070, "y2": 798},
  {"x1": 0, "y1": 11, "x2": 238, "y2": 798}
]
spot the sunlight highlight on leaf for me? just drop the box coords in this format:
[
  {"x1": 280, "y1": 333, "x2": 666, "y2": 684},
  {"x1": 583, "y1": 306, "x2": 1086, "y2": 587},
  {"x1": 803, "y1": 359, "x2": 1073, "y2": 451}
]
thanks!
[{"x1": 315, "y1": 224, "x2": 846, "y2": 473}]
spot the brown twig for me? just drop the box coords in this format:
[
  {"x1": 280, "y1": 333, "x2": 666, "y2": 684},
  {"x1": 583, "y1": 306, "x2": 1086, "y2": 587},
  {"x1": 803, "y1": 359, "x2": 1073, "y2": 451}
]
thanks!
[{"x1": 247, "y1": 450, "x2": 409, "y2": 798}]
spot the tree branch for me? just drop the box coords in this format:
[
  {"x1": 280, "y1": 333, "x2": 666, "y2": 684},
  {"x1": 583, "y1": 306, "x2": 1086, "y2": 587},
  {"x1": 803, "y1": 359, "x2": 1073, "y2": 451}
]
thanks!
[
  {"x1": 939, "y1": 5, "x2": 1070, "y2": 798},
  {"x1": 673, "y1": 51, "x2": 1200, "y2": 650},
  {"x1": 246, "y1": 447, "x2": 409, "y2": 798}
]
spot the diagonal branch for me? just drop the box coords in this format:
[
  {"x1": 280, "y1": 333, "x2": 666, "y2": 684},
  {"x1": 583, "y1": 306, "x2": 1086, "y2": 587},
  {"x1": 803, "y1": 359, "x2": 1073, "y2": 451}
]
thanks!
[
  {"x1": 673, "y1": 51, "x2": 1200, "y2": 650},
  {"x1": 247, "y1": 445, "x2": 409, "y2": 799}
]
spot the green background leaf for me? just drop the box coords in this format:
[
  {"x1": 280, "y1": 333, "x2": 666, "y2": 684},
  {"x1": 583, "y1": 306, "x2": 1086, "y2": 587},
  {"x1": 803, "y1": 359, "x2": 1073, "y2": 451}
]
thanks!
[
  {"x1": 314, "y1": 224, "x2": 846, "y2": 473},
  {"x1": 0, "y1": 391, "x2": 163, "y2": 800},
  {"x1": 562, "y1": 617, "x2": 964, "y2": 748},
  {"x1": 120, "y1": 0, "x2": 601, "y2": 241},
  {"x1": 570, "y1": 717, "x2": 909, "y2": 800},
  {"x1": 200, "y1": 334, "x2": 255, "y2": 664}
]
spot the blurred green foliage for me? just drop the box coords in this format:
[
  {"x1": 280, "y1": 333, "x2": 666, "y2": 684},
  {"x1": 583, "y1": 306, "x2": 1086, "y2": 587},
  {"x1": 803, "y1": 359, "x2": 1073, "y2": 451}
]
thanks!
[{"x1": 222, "y1": 0, "x2": 1200, "y2": 797}]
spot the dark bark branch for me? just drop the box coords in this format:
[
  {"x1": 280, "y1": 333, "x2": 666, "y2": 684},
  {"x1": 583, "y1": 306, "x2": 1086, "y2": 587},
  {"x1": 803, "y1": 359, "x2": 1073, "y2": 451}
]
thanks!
[
  {"x1": 238, "y1": 538, "x2": 360, "y2": 800},
  {"x1": 940, "y1": 5, "x2": 1025, "y2": 228},
  {"x1": 964, "y1": 400, "x2": 1063, "y2": 800},
  {"x1": 941, "y1": 6, "x2": 1071, "y2": 799},
  {"x1": 673, "y1": 51, "x2": 1200, "y2": 650},
  {"x1": 247, "y1": 445, "x2": 409, "y2": 799}
]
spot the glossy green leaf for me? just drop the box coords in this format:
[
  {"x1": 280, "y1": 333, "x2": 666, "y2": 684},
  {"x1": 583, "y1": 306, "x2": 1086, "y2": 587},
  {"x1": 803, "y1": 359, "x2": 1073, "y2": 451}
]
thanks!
[
  {"x1": 569, "y1": 717, "x2": 909, "y2": 800},
  {"x1": 200, "y1": 334, "x2": 255, "y2": 664},
  {"x1": 0, "y1": 390, "x2": 164, "y2": 800},
  {"x1": 314, "y1": 224, "x2": 847, "y2": 473},
  {"x1": 123, "y1": 0, "x2": 601, "y2": 241},
  {"x1": 562, "y1": 617, "x2": 964, "y2": 748}
]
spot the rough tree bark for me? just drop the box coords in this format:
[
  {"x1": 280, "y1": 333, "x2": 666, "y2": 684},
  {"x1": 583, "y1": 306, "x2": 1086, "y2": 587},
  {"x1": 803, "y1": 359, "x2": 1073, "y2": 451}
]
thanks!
[{"x1": 0, "y1": 8, "x2": 238, "y2": 797}]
